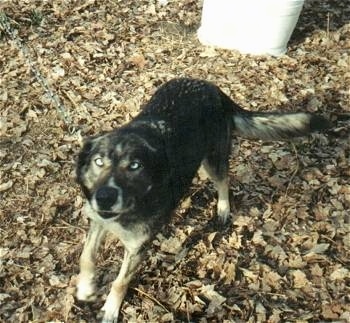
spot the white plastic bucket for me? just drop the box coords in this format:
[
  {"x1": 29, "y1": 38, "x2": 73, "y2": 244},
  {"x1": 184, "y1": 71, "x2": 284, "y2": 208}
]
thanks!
[{"x1": 197, "y1": 0, "x2": 305, "y2": 56}]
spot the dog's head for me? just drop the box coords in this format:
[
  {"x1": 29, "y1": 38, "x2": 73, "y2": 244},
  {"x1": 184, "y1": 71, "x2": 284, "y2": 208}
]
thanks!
[{"x1": 76, "y1": 127, "x2": 167, "y2": 219}]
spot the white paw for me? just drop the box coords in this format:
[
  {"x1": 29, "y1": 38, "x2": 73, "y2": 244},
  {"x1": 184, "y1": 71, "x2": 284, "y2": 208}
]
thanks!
[
  {"x1": 76, "y1": 277, "x2": 96, "y2": 301},
  {"x1": 101, "y1": 292, "x2": 122, "y2": 323},
  {"x1": 217, "y1": 199, "x2": 230, "y2": 224}
]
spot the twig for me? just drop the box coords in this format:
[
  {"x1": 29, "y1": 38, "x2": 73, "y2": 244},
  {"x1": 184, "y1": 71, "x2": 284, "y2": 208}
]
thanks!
[
  {"x1": 285, "y1": 142, "x2": 300, "y2": 196},
  {"x1": 257, "y1": 291, "x2": 288, "y2": 298},
  {"x1": 132, "y1": 287, "x2": 170, "y2": 313},
  {"x1": 57, "y1": 219, "x2": 87, "y2": 234},
  {"x1": 63, "y1": 90, "x2": 80, "y2": 110}
]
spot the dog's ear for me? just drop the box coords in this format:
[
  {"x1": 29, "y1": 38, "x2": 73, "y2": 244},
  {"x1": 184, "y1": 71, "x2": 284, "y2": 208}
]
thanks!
[{"x1": 77, "y1": 137, "x2": 94, "y2": 164}]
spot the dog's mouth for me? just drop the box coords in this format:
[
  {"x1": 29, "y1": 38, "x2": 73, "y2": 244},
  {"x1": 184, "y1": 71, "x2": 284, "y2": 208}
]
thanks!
[
  {"x1": 96, "y1": 209, "x2": 120, "y2": 219},
  {"x1": 91, "y1": 197, "x2": 136, "y2": 220},
  {"x1": 89, "y1": 184, "x2": 137, "y2": 219}
]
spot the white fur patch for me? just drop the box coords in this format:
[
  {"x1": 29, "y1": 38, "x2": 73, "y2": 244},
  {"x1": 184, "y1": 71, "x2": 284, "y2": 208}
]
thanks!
[
  {"x1": 84, "y1": 203, "x2": 150, "y2": 251},
  {"x1": 76, "y1": 275, "x2": 96, "y2": 301},
  {"x1": 216, "y1": 179, "x2": 230, "y2": 223},
  {"x1": 234, "y1": 113, "x2": 311, "y2": 140},
  {"x1": 101, "y1": 290, "x2": 123, "y2": 322},
  {"x1": 217, "y1": 195, "x2": 230, "y2": 222},
  {"x1": 254, "y1": 114, "x2": 309, "y2": 129}
]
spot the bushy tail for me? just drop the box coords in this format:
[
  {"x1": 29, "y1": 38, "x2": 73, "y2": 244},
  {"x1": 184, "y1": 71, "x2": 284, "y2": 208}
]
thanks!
[
  {"x1": 232, "y1": 111, "x2": 330, "y2": 141},
  {"x1": 218, "y1": 90, "x2": 330, "y2": 141}
]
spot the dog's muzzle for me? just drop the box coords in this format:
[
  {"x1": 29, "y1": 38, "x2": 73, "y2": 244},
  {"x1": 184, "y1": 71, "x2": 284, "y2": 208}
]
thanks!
[
  {"x1": 91, "y1": 184, "x2": 135, "y2": 219},
  {"x1": 95, "y1": 186, "x2": 120, "y2": 211}
]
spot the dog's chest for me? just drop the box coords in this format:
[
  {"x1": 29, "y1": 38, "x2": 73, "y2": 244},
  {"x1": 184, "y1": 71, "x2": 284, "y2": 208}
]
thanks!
[
  {"x1": 84, "y1": 203, "x2": 150, "y2": 251},
  {"x1": 105, "y1": 221, "x2": 149, "y2": 251}
]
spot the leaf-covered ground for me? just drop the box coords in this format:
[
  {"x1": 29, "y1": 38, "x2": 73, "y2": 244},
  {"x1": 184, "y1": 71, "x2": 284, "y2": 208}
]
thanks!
[{"x1": 0, "y1": 0, "x2": 349, "y2": 322}]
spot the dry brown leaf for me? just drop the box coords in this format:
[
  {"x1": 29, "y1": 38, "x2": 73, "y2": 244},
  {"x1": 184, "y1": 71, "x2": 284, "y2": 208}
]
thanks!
[
  {"x1": 255, "y1": 302, "x2": 267, "y2": 322},
  {"x1": 160, "y1": 231, "x2": 186, "y2": 254},
  {"x1": 200, "y1": 285, "x2": 226, "y2": 315},
  {"x1": 180, "y1": 196, "x2": 192, "y2": 210},
  {"x1": 0, "y1": 180, "x2": 13, "y2": 192},
  {"x1": 1, "y1": 1, "x2": 348, "y2": 322},
  {"x1": 252, "y1": 230, "x2": 267, "y2": 247},
  {"x1": 265, "y1": 244, "x2": 288, "y2": 262},
  {"x1": 310, "y1": 263, "x2": 323, "y2": 277},
  {"x1": 290, "y1": 270, "x2": 310, "y2": 289},
  {"x1": 321, "y1": 303, "x2": 341, "y2": 320},
  {"x1": 304, "y1": 243, "x2": 330, "y2": 255},
  {"x1": 329, "y1": 266, "x2": 350, "y2": 281},
  {"x1": 241, "y1": 268, "x2": 258, "y2": 281},
  {"x1": 129, "y1": 54, "x2": 147, "y2": 69},
  {"x1": 222, "y1": 261, "x2": 236, "y2": 284}
]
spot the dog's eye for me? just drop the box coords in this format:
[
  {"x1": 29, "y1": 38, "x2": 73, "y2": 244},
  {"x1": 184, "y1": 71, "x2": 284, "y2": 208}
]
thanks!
[
  {"x1": 94, "y1": 157, "x2": 104, "y2": 167},
  {"x1": 128, "y1": 161, "x2": 142, "y2": 171}
]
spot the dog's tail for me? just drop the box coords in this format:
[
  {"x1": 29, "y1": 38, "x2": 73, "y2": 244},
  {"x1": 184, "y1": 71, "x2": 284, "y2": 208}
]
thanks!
[
  {"x1": 232, "y1": 111, "x2": 330, "y2": 141},
  {"x1": 221, "y1": 93, "x2": 330, "y2": 141}
]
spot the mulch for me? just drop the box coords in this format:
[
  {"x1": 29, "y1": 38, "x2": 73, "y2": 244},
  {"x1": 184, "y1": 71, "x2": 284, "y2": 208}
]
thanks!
[{"x1": 0, "y1": 0, "x2": 349, "y2": 322}]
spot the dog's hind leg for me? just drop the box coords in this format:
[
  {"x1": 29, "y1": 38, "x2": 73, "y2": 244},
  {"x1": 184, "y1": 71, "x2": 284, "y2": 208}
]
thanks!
[
  {"x1": 216, "y1": 176, "x2": 230, "y2": 224},
  {"x1": 77, "y1": 220, "x2": 106, "y2": 301},
  {"x1": 201, "y1": 117, "x2": 232, "y2": 224},
  {"x1": 201, "y1": 158, "x2": 231, "y2": 225}
]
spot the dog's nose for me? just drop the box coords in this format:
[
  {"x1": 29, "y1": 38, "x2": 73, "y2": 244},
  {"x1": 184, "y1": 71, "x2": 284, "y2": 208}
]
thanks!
[{"x1": 95, "y1": 186, "x2": 119, "y2": 210}]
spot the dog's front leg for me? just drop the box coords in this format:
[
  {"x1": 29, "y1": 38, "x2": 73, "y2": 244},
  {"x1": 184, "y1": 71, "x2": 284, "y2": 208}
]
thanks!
[
  {"x1": 101, "y1": 246, "x2": 143, "y2": 323},
  {"x1": 77, "y1": 220, "x2": 106, "y2": 301}
]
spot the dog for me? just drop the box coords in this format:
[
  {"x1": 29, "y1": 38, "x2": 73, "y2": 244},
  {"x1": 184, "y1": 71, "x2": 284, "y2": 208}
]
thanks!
[{"x1": 75, "y1": 78, "x2": 329, "y2": 322}]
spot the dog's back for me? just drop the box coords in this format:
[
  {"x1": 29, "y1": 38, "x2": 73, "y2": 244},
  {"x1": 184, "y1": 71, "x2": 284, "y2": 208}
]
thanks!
[
  {"x1": 139, "y1": 78, "x2": 329, "y2": 141},
  {"x1": 135, "y1": 78, "x2": 234, "y2": 204}
]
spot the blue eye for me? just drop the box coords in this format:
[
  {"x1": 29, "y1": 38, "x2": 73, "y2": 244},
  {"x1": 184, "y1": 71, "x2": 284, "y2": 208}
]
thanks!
[
  {"x1": 94, "y1": 157, "x2": 104, "y2": 167},
  {"x1": 128, "y1": 161, "x2": 142, "y2": 171}
]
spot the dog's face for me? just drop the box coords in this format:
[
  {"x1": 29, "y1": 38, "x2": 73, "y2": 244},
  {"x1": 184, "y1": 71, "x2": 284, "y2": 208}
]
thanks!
[{"x1": 76, "y1": 129, "x2": 166, "y2": 219}]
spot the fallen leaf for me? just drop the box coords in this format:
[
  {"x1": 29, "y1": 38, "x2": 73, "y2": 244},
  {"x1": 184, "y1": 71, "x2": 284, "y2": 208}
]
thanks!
[
  {"x1": 329, "y1": 266, "x2": 350, "y2": 281},
  {"x1": 291, "y1": 270, "x2": 310, "y2": 289},
  {"x1": 0, "y1": 180, "x2": 13, "y2": 192}
]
